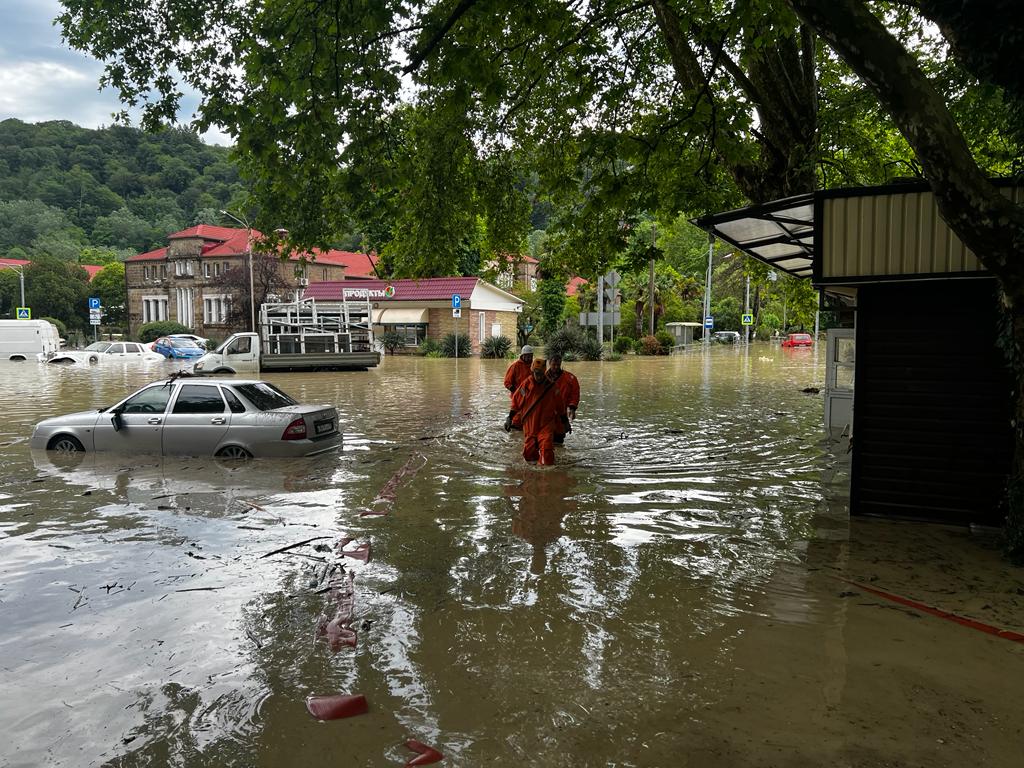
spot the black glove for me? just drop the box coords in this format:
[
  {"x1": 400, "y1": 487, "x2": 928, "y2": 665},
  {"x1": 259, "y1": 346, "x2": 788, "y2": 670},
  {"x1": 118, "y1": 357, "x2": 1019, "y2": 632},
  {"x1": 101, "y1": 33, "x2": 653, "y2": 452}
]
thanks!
[{"x1": 503, "y1": 415, "x2": 513, "y2": 433}]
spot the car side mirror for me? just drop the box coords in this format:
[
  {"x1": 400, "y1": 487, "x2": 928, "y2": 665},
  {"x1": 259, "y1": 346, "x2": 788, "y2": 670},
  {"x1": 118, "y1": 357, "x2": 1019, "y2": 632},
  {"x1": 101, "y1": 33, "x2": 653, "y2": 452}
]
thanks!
[{"x1": 110, "y1": 410, "x2": 124, "y2": 432}]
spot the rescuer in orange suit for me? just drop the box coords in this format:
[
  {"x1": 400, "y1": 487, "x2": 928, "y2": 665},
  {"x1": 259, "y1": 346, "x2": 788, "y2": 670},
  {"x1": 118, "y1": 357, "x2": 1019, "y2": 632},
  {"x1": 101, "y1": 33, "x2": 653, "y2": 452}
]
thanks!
[
  {"x1": 503, "y1": 345, "x2": 534, "y2": 432},
  {"x1": 546, "y1": 352, "x2": 580, "y2": 445},
  {"x1": 511, "y1": 359, "x2": 567, "y2": 465}
]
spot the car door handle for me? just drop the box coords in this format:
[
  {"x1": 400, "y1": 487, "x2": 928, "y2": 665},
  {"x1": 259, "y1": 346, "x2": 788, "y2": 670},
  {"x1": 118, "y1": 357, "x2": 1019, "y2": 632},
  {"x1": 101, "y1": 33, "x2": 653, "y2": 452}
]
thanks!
[
  {"x1": 147, "y1": 417, "x2": 162, "y2": 424},
  {"x1": 210, "y1": 417, "x2": 226, "y2": 424}
]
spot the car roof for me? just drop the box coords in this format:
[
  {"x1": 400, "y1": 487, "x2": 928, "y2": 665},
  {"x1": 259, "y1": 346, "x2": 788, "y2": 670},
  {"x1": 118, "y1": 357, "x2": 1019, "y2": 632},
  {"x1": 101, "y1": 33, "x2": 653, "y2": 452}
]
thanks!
[{"x1": 149, "y1": 378, "x2": 268, "y2": 387}]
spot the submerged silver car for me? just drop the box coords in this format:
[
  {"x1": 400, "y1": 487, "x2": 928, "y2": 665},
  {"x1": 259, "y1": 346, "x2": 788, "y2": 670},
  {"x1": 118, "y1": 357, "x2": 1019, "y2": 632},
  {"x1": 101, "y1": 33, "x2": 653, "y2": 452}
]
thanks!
[{"x1": 31, "y1": 378, "x2": 342, "y2": 459}]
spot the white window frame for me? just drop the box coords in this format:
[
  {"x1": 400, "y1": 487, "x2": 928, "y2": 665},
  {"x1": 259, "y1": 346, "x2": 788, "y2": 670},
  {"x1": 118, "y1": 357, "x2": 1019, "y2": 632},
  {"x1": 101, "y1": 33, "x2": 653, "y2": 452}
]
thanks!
[{"x1": 142, "y1": 295, "x2": 168, "y2": 324}]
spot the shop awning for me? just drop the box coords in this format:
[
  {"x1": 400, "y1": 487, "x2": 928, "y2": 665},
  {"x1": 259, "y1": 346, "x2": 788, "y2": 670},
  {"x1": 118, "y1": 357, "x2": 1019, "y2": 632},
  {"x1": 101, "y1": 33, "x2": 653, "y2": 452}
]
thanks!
[
  {"x1": 373, "y1": 308, "x2": 429, "y2": 324},
  {"x1": 692, "y1": 193, "x2": 816, "y2": 279}
]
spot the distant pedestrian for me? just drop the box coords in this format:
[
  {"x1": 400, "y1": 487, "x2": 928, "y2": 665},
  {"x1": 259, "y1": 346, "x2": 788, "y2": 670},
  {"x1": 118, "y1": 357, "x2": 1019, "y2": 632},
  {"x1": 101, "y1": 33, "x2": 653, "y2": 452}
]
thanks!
[
  {"x1": 546, "y1": 353, "x2": 579, "y2": 445},
  {"x1": 511, "y1": 359, "x2": 567, "y2": 465},
  {"x1": 503, "y1": 345, "x2": 533, "y2": 432}
]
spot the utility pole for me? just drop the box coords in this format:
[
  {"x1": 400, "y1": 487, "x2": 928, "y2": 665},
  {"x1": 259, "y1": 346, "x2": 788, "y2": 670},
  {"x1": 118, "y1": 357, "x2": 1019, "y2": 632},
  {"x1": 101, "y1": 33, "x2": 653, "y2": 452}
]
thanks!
[
  {"x1": 648, "y1": 224, "x2": 656, "y2": 336},
  {"x1": 703, "y1": 235, "x2": 714, "y2": 346},
  {"x1": 597, "y1": 274, "x2": 605, "y2": 346},
  {"x1": 744, "y1": 272, "x2": 751, "y2": 344}
]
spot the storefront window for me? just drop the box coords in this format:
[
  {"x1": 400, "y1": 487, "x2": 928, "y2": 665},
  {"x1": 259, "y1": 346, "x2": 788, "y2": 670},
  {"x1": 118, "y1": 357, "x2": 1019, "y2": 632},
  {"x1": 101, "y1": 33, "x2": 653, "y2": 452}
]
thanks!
[{"x1": 386, "y1": 323, "x2": 427, "y2": 346}]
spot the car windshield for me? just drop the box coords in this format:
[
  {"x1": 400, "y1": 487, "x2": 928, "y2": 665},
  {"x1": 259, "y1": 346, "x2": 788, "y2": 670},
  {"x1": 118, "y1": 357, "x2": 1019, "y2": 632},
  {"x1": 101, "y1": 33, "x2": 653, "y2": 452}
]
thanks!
[
  {"x1": 233, "y1": 383, "x2": 299, "y2": 411},
  {"x1": 84, "y1": 342, "x2": 111, "y2": 352},
  {"x1": 792, "y1": 334, "x2": 811, "y2": 340},
  {"x1": 169, "y1": 338, "x2": 199, "y2": 349}
]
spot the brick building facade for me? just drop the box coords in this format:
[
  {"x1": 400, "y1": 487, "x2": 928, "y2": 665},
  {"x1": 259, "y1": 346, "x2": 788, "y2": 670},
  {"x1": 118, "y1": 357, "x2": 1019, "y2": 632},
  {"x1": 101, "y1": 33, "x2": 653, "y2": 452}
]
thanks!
[
  {"x1": 125, "y1": 225, "x2": 376, "y2": 338},
  {"x1": 304, "y1": 277, "x2": 523, "y2": 355}
]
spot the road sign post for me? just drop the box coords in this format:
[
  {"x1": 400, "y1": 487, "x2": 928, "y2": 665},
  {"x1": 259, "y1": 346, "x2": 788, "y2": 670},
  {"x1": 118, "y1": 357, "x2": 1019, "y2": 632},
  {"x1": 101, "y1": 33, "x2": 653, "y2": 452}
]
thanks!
[{"x1": 452, "y1": 296, "x2": 461, "y2": 358}]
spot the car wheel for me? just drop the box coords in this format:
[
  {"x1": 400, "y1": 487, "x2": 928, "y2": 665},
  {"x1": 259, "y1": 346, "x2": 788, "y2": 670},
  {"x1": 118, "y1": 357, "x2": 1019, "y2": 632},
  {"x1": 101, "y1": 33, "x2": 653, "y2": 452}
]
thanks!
[
  {"x1": 212, "y1": 368, "x2": 235, "y2": 375},
  {"x1": 48, "y1": 435, "x2": 85, "y2": 453},
  {"x1": 215, "y1": 445, "x2": 252, "y2": 460},
  {"x1": 88, "y1": 354, "x2": 99, "y2": 364}
]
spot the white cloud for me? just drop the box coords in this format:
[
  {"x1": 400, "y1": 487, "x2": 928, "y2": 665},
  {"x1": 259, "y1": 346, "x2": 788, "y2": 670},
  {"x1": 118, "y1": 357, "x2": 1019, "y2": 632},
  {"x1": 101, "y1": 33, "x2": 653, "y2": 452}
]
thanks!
[{"x1": 0, "y1": 0, "x2": 232, "y2": 146}]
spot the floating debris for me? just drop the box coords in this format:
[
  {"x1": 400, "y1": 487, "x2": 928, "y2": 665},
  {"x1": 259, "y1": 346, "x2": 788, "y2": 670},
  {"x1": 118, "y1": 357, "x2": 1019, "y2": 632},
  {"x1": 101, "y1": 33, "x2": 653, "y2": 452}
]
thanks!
[
  {"x1": 404, "y1": 739, "x2": 444, "y2": 766},
  {"x1": 305, "y1": 693, "x2": 368, "y2": 720}
]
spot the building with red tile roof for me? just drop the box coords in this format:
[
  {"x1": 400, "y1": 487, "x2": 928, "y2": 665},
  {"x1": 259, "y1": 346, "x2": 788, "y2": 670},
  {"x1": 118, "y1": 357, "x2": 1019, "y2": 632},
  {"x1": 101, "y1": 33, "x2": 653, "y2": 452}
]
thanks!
[
  {"x1": 125, "y1": 225, "x2": 378, "y2": 337},
  {"x1": 306, "y1": 277, "x2": 523, "y2": 354}
]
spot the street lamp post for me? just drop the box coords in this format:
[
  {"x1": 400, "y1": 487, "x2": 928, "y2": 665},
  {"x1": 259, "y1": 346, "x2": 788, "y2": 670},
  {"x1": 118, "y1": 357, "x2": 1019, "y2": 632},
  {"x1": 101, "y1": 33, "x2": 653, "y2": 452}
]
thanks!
[{"x1": 220, "y1": 210, "x2": 256, "y2": 332}]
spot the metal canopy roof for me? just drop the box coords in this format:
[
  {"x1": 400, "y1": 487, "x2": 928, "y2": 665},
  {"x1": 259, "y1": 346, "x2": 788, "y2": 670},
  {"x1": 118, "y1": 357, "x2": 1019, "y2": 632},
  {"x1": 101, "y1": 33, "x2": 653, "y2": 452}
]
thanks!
[{"x1": 692, "y1": 193, "x2": 815, "y2": 279}]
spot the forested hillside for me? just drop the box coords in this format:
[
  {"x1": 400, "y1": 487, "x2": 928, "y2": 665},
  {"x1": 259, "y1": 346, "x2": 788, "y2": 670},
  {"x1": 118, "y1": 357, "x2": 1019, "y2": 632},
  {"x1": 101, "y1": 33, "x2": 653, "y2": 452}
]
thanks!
[{"x1": 0, "y1": 118, "x2": 246, "y2": 261}]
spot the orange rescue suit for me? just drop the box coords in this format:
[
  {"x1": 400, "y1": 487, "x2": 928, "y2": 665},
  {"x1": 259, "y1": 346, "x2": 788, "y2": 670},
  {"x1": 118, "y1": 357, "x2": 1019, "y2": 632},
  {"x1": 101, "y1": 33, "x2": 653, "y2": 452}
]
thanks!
[
  {"x1": 511, "y1": 377, "x2": 567, "y2": 465},
  {"x1": 550, "y1": 370, "x2": 580, "y2": 411},
  {"x1": 504, "y1": 359, "x2": 532, "y2": 397}
]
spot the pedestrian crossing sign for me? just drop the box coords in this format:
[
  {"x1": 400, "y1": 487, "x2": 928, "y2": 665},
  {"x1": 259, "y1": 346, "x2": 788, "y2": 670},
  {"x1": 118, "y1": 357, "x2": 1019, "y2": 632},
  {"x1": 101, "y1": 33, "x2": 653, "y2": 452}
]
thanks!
[
  {"x1": 16, "y1": 307, "x2": 30, "y2": 320},
  {"x1": 742, "y1": 313, "x2": 753, "y2": 325}
]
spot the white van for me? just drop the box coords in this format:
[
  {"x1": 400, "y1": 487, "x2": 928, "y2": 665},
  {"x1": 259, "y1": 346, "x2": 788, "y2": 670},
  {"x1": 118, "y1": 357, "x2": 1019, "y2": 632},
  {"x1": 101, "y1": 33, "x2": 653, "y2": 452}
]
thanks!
[{"x1": 0, "y1": 319, "x2": 62, "y2": 361}]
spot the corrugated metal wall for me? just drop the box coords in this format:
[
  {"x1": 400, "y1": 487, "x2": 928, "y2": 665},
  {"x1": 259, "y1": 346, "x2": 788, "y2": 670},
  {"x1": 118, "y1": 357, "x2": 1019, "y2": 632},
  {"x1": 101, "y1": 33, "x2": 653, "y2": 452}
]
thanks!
[
  {"x1": 822, "y1": 187, "x2": 1023, "y2": 279},
  {"x1": 852, "y1": 279, "x2": 1012, "y2": 524}
]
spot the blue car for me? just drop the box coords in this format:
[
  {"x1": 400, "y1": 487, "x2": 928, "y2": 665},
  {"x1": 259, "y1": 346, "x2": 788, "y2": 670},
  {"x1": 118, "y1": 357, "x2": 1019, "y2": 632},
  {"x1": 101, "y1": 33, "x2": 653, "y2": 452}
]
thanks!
[{"x1": 153, "y1": 336, "x2": 205, "y2": 359}]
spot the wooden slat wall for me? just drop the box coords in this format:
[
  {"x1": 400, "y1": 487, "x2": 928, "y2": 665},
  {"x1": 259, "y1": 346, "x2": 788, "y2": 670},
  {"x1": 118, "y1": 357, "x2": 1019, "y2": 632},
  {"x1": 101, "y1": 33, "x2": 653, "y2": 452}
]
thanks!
[{"x1": 852, "y1": 279, "x2": 1012, "y2": 524}]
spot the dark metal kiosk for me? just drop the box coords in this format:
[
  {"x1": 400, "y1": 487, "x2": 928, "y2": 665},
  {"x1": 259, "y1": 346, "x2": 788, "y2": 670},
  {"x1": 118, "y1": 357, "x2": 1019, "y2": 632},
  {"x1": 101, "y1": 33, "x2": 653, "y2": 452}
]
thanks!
[{"x1": 695, "y1": 183, "x2": 1022, "y2": 527}]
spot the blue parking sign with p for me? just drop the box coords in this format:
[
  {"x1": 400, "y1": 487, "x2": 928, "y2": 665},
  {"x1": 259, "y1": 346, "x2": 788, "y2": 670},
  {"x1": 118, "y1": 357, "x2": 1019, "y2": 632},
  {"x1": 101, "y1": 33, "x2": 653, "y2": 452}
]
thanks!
[
  {"x1": 88, "y1": 297, "x2": 101, "y2": 310},
  {"x1": 452, "y1": 294, "x2": 461, "y2": 309}
]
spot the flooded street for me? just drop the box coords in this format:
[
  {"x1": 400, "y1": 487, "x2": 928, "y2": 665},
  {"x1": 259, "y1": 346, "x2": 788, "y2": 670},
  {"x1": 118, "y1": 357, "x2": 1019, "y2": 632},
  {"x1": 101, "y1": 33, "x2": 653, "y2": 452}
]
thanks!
[{"x1": 1, "y1": 347, "x2": 1021, "y2": 767}]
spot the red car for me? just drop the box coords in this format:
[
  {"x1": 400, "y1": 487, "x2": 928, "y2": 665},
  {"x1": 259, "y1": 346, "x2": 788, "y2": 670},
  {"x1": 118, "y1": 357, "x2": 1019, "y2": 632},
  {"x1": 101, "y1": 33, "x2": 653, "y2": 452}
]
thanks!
[{"x1": 781, "y1": 333, "x2": 814, "y2": 348}]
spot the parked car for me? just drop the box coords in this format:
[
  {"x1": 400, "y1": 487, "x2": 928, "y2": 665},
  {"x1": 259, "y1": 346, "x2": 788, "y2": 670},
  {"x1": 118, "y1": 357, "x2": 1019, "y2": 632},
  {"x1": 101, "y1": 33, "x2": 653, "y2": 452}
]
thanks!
[
  {"x1": 781, "y1": 333, "x2": 814, "y2": 348},
  {"x1": 50, "y1": 341, "x2": 163, "y2": 365},
  {"x1": 31, "y1": 378, "x2": 342, "y2": 459},
  {"x1": 712, "y1": 331, "x2": 741, "y2": 344},
  {"x1": 169, "y1": 333, "x2": 210, "y2": 350},
  {"x1": 153, "y1": 336, "x2": 206, "y2": 359}
]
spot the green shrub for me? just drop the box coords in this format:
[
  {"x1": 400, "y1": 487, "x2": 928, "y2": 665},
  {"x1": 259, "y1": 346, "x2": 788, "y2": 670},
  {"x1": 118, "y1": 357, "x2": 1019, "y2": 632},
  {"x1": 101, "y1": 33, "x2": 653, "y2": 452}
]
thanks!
[
  {"x1": 613, "y1": 335, "x2": 633, "y2": 354},
  {"x1": 578, "y1": 335, "x2": 604, "y2": 361},
  {"x1": 544, "y1": 325, "x2": 586, "y2": 359},
  {"x1": 138, "y1": 321, "x2": 191, "y2": 343},
  {"x1": 480, "y1": 335, "x2": 512, "y2": 359},
  {"x1": 606, "y1": 352, "x2": 622, "y2": 361},
  {"x1": 638, "y1": 335, "x2": 662, "y2": 355},
  {"x1": 424, "y1": 350, "x2": 444, "y2": 358},
  {"x1": 633, "y1": 338, "x2": 645, "y2": 354},
  {"x1": 655, "y1": 330, "x2": 675, "y2": 353},
  {"x1": 41, "y1": 316, "x2": 67, "y2": 337},
  {"x1": 418, "y1": 338, "x2": 441, "y2": 356},
  {"x1": 380, "y1": 331, "x2": 406, "y2": 355},
  {"x1": 440, "y1": 332, "x2": 472, "y2": 357}
]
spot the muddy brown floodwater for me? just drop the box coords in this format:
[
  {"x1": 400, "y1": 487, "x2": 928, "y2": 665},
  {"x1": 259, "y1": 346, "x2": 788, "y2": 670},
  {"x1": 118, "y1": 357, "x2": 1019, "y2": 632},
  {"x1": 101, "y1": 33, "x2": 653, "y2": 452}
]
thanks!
[{"x1": 1, "y1": 346, "x2": 1022, "y2": 767}]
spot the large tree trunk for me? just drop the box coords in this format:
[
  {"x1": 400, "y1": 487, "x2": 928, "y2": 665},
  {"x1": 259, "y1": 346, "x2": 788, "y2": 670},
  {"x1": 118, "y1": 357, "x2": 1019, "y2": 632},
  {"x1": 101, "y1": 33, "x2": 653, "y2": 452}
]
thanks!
[
  {"x1": 787, "y1": 0, "x2": 1024, "y2": 558},
  {"x1": 650, "y1": 0, "x2": 819, "y2": 202}
]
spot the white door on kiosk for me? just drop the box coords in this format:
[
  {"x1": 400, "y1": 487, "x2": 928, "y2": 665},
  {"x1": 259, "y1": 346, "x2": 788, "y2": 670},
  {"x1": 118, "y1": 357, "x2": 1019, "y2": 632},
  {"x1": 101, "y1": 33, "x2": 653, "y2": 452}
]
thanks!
[{"x1": 825, "y1": 328, "x2": 855, "y2": 438}]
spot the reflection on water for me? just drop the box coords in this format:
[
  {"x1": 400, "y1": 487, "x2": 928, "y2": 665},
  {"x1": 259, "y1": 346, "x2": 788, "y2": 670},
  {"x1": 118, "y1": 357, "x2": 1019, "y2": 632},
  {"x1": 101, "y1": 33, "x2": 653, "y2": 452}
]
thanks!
[{"x1": 0, "y1": 348, "x2": 1021, "y2": 768}]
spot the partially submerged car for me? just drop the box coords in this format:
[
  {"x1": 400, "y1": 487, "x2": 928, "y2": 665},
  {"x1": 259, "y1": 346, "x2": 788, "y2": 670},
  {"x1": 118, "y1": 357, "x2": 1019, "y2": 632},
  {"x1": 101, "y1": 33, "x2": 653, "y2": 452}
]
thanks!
[
  {"x1": 781, "y1": 333, "x2": 814, "y2": 348},
  {"x1": 712, "y1": 331, "x2": 741, "y2": 344},
  {"x1": 31, "y1": 378, "x2": 342, "y2": 459},
  {"x1": 49, "y1": 340, "x2": 164, "y2": 364},
  {"x1": 153, "y1": 336, "x2": 205, "y2": 359},
  {"x1": 169, "y1": 333, "x2": 210, "y2": 350}
]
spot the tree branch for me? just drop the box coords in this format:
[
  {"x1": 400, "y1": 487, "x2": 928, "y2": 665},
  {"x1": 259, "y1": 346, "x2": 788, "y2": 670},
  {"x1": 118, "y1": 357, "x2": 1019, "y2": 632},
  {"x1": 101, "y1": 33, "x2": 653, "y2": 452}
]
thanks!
[{"x1": 402, "y1": 0, "x2": 482, "y2": 75}]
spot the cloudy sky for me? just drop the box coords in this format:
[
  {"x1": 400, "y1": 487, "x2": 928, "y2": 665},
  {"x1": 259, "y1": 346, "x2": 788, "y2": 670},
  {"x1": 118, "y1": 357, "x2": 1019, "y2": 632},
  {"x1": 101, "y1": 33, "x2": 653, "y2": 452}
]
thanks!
[{"x1": 0, "y1": 0, "x2": 230, "y2": 145}]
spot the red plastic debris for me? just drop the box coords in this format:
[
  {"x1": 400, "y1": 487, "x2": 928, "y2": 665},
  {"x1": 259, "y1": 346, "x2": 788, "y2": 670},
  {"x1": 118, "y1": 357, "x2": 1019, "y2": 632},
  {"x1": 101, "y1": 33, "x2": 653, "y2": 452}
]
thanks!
[
  {"x1": 305, "y1": 693, "x2": 368, "y2": 720},
  {"x1": 404, "y1": 739, "x2": 443, "y2": 766}
]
